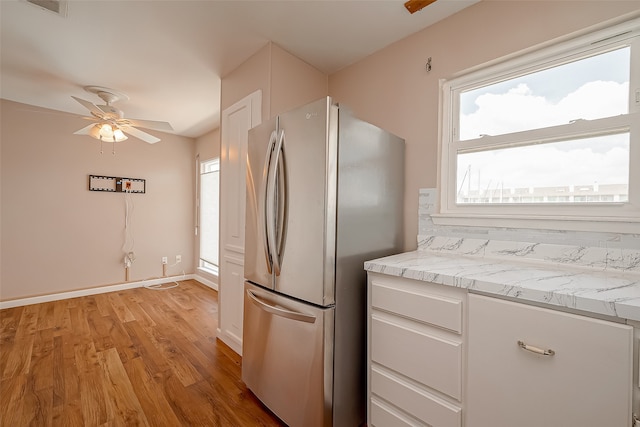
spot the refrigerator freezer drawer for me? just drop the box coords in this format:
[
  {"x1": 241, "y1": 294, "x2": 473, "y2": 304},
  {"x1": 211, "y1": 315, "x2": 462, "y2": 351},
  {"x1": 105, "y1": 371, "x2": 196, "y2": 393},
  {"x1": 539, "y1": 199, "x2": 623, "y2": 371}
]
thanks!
[{"x1": 242, "y1": 282, "x2": 334, "y2": 427}]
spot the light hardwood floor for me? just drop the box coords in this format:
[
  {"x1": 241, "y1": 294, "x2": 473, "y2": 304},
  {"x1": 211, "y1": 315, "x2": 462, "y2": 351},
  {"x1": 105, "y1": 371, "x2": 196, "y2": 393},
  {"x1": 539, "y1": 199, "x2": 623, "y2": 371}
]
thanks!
[{"x1": 0, "y1": 279, "x2": 286, "y2": 426}]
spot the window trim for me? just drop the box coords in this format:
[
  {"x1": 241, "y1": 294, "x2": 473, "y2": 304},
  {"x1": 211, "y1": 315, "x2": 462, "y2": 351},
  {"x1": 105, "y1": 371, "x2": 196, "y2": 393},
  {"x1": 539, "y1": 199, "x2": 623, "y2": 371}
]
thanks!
[
  {"x1": 198, "y1": 157, "x2": 220, "y2": 273},
  {"x1": 436, "y1": 17, "x2": 640, "y2": 234}
]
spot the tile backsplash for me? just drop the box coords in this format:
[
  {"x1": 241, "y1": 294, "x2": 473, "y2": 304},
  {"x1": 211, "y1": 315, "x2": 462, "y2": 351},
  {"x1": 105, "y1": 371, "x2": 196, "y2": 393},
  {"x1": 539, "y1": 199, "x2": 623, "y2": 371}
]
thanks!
[{"x1": 418, "y1": 188, "x2": 640, "y2": 273}]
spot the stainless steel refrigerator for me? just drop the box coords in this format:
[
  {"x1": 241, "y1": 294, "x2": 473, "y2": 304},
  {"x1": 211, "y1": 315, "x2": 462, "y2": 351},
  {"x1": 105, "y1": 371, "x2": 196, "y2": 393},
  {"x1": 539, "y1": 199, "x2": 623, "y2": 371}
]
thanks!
[{"x1": 242, "y1": 96, "x2": 404, "y2": 427}]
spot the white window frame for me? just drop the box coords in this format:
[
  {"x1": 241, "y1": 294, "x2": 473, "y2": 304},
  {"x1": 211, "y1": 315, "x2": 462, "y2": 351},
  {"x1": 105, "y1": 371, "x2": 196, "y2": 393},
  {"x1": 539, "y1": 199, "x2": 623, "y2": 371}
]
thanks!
[
  {"x1": 436, "y1": 17, "x2": 640, "y2": 234},
  {"x1": 198, "y1": 158, "x2": 220, "y2": 275}
]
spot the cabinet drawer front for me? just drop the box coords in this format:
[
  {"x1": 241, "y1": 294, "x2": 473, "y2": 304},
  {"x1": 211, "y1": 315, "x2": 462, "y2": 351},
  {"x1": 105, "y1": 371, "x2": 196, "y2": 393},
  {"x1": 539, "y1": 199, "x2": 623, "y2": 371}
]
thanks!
[
  {"x1": 371, "y1": 317, "x2": 462, "y2": 400},
  {"x1": 371, "y1": 368, "x2": 461, "y2": 427},
  {"x1": 371, "y1": 281, "x2": 463, "y2": 333},
  {"x1": 370, "y1": 399, "x2": 420, "y2": 427},
  {"x1": 467, "y1": 294, "x2": 633, "y2": 427}
]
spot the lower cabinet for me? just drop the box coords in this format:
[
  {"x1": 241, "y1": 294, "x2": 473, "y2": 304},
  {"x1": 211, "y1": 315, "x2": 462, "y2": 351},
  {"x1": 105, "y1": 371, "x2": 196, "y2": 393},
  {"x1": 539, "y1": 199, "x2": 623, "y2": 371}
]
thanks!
[
  {"x1": 367, "y1": 273, "x2": 466, "y2": 427},
  {"x1": 367, "y1": 272, "x2": 635, "y2": 427},
  {"x1": 467, "y1": 293, "x2": 633, "y2": 427},
  {"x1": 218, "y1": 255, "x2": 245, "y2": 354}
]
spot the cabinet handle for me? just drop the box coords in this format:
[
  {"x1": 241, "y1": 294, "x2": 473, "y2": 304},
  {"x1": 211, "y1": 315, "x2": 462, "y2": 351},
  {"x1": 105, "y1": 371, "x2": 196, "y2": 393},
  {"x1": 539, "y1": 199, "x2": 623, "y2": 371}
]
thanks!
[{"x1": 517, "y1": 340, "x2": 555, "y2": 356}]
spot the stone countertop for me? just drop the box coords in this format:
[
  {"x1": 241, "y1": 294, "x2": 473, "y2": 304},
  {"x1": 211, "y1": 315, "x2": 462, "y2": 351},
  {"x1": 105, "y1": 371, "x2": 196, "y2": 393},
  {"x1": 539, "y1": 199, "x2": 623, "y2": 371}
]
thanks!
[{"x1": 365, "y1": 249, "x2": 640, "y2": 322}]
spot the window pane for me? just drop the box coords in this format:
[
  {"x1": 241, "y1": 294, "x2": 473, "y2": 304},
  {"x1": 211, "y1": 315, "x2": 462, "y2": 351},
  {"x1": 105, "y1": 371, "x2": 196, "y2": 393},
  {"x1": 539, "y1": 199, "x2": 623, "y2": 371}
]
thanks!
[
  {"x1": 200, "y1": 164, "x2": 219, "y2": 267},
  {"x1": 459, "y1": 48, "x2": 630, "y2": 140},
  {"x1": 456, "y1": 133, "x2": 629, "y2": 204}
]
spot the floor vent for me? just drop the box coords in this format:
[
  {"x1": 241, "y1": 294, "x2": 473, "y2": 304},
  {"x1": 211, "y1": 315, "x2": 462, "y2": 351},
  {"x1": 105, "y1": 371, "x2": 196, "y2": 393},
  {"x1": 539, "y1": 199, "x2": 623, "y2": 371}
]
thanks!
[{"x1": 24, "y1": 0, "x2": 68, "y2": 17}]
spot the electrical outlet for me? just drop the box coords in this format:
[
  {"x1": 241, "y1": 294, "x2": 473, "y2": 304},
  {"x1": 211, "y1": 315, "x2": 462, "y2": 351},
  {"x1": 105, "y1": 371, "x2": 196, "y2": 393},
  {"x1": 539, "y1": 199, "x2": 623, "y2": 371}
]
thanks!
[
  {"x1": 176, "y1": 255, "x2": 182, "y2": 263},
  {"x1": 162, "y1": 257, "x2": 168, "y2": 265}
]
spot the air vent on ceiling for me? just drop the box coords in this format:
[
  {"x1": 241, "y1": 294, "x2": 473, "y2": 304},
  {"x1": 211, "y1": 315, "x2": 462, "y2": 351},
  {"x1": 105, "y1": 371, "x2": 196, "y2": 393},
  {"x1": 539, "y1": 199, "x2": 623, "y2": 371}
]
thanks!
[{"x1": 24, "y1": 0, "x2": 68, "y2": 17}]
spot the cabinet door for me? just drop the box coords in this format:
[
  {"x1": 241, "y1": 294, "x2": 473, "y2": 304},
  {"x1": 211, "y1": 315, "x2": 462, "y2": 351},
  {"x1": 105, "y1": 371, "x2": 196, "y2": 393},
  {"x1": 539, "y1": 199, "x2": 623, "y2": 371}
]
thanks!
[
  {"x1": 218, "y1": 256, "x2": 244, "y2": 353},
  {"x1": 218, "y1": 90, "x2": 261, "y2": 354},
  {"x1": 467, "y1": 294, "x2": 633, "y2": 427}
]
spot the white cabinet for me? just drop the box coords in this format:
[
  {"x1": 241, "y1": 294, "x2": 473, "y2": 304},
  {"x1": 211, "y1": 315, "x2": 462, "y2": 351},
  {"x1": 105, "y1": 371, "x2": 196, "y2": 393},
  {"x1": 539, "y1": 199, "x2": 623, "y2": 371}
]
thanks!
[
  {"x1": 367, "y1": 272, "x2": 466, "y2": 427},
  {"x1": 218, "y1": 91, "x2": 261, "y2": 355},
  {"x1": 467, "y1": 293, "x2": 633, "y2": 427},
  {"x1": 367, "y1": 273, "x2": 635, "y2": 427}
]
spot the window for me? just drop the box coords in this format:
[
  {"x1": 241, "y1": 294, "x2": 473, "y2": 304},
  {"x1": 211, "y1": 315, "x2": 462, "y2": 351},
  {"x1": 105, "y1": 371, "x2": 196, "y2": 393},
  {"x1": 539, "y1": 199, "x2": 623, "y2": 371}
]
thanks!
[
  {"x1": 199, "y1": 158, "x2": 220, "y2": 274},
  {"x1": 438, "y1": 18, "x2": 640, "y2": 232}
]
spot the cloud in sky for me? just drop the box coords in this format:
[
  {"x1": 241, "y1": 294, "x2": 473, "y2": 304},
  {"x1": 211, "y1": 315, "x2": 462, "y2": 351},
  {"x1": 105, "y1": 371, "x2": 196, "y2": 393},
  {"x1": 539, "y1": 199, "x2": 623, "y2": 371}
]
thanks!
[
  {"x1": 457, "y1": 80, "x2": 630, "y2": 192},
  {"x1": 458, "y1": 136, "x2": 629, "y2": 191},
  {"x1": 460, "y1": 80, "x2": 629, "y2": 140}
]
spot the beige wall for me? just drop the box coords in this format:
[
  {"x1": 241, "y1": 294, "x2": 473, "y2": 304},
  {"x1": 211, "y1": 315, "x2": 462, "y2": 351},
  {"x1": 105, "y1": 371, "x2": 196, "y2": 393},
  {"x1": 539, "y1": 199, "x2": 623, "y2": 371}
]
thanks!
[
  {"x1": 1, "y1": 99, "x2": 196, "y2": 301},
  {"x1": 221, "y1": 43, "x2": 272, "y2": 116},
  {"x1": 329, "y1": 1, "x2": 640, "y2": 251},
  {"x1": 221, "y1": 42, "x2": 328, "y2": 119},
  {"x1": 269, "y1": 44, "x2": 329, "y2": 116},
  {"x1": 195, "y1": 127, "x2": 220, "y2": 162}
]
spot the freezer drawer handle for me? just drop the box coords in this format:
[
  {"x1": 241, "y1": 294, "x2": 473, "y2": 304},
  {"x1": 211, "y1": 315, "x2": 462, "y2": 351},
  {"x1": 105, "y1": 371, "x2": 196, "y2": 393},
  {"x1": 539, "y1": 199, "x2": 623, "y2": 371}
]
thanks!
[
  {"x1": 517, "y1": 340, "x2": 555, "y2": 356},
  {"x1": 247, "y1": 290, "x2": 316, "y2": 324}
]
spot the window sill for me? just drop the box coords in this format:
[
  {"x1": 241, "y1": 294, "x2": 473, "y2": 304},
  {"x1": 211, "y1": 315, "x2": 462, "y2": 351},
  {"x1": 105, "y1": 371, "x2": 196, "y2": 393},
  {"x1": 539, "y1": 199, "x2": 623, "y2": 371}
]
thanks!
[
  {"x1": 431, "y1": 212, "x2": 640, "y2": 234},
  {"x1": 197, "y1": 266, "x2": 219, "y2": 278}
]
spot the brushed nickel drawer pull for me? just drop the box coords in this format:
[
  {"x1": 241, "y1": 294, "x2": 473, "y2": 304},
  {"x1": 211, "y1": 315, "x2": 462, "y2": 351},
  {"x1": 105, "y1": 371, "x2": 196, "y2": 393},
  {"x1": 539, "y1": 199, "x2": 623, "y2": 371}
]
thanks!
[{"x1": 517, "y1": 340, "x2": 555, "y2": 356}]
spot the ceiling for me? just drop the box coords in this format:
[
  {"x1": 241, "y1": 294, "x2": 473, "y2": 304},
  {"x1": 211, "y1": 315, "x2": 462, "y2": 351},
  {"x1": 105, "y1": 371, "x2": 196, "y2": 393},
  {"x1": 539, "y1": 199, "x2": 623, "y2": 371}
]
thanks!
[{"x1": 0, "y1": 0, "x2": 478, "y2": 139}]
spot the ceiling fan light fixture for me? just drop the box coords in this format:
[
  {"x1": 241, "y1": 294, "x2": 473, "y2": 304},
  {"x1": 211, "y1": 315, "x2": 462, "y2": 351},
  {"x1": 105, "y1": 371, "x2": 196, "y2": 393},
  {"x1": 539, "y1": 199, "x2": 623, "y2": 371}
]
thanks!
[
  {"x1": 99, "y1": 123, "x2": 114, "y2": 139},
  {"x1": 113, "y1": 128, "x2": 127, "y2": 142},
  {"x1": 87, "y1": 123, "x2": 127, "y2": 142}
]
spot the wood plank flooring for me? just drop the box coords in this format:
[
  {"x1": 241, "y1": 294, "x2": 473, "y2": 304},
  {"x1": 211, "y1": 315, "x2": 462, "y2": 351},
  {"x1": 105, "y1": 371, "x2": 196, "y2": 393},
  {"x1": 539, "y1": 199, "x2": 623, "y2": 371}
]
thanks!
[{"x1": 0, "y1": 280, "x2": 286, "y2": 426}]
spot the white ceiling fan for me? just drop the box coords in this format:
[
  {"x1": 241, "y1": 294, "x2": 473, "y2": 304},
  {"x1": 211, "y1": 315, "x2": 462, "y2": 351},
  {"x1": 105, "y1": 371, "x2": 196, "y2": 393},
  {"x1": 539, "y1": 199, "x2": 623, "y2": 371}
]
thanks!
[{"x1": 72, "y1": 86, "x2": 173, "y2": 146}]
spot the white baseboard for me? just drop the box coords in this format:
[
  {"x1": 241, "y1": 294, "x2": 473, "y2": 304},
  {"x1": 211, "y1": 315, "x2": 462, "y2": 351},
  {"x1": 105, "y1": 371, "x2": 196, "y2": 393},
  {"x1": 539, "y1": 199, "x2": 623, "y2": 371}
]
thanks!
[
  {"x1": 193, "y1": 273, "x2": 218, "y2": 291},
  {"x1": 0, "y1": 274, "x2": 201, "y2": 309},
  {"x1": 218, "y1": 328, "x2": 242, "y2": 355}
]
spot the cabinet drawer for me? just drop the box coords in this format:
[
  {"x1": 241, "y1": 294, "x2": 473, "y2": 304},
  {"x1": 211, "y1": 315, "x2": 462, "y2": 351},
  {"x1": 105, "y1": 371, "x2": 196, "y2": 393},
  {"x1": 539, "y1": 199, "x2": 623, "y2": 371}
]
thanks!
[
  {"x1": 371, "y1": 367, "x2": 461, "y2": 427},
  {"x1": 467, "y1": 294, "x2": 633, "y2": 427},
  {"x1": 370, "y1": 399, "x2": 417, "y2": 427},
  {"x1": 371, "y1": 316, "x2": 462, "y2": 400},
  {"x1": 371, "y1": 280, "x2": 463, "y2": 333}
]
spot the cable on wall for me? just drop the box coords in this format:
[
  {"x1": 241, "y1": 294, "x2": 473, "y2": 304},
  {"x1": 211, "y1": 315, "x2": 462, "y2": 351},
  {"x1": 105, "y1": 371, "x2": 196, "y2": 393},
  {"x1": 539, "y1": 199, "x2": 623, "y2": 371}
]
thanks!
[{"x1": 122, "y1": 187, "x2": 136, "y2": 269}]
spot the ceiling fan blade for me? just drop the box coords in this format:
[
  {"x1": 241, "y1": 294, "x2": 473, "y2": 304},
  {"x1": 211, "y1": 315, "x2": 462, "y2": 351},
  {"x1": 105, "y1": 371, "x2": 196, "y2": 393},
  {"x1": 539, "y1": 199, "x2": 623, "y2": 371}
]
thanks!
[
  {"x1": 121, "y1": 125, "x2": 161, "y2": 144},
  {"x1": 404, "y1": 0, "x2": 437, "y2": 14},
  {"x1": 122, "y1": 118, "x2": 174, "y2": 132},
  {"x1": 73, "y1": 123, "x2": 97, "y2": 135},
  {"x1": 71, "y1": 96, "x2": 106, "y2": 118}
]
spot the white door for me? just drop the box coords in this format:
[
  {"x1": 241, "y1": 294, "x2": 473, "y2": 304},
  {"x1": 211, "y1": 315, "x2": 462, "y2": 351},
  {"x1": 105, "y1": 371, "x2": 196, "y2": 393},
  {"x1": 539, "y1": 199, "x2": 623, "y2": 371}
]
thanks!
[{"x1": 218, "y1": 90, "x2": 261, "y2": 354}]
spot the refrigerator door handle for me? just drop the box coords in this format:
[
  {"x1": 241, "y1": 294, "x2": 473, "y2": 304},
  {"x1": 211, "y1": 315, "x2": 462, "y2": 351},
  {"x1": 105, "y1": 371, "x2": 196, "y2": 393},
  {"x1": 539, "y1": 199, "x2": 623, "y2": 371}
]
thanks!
[
  {"x1": 246, "y1": 289, "x2": 316, "y2": 324},
  {"x1": 275, "y1": 129, "x2": 288, "y2": 271},
  {"x1": 263, "y1": 130, "x2": 278, "y2": 273},
  {"x1": 266, "y1": 129, "x2": 286, "y2": 276}
]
